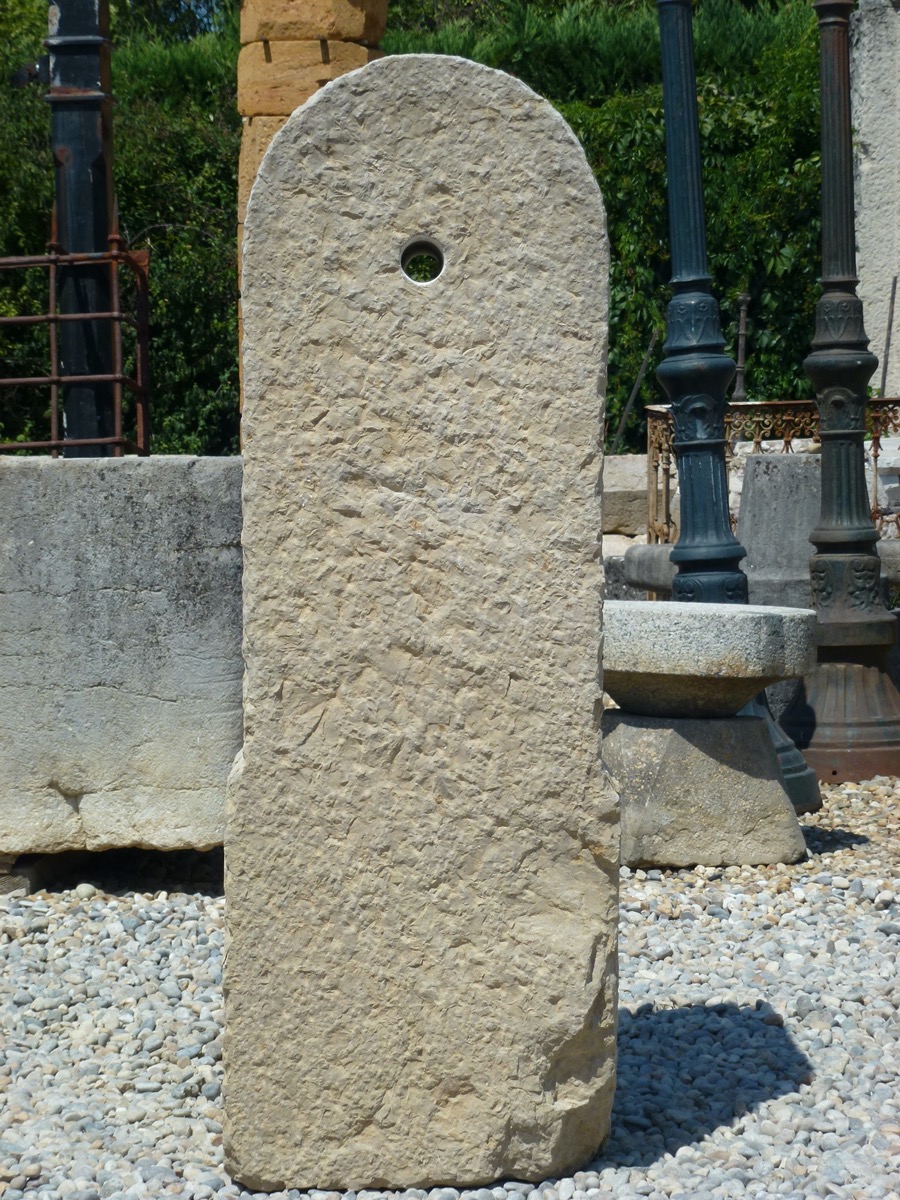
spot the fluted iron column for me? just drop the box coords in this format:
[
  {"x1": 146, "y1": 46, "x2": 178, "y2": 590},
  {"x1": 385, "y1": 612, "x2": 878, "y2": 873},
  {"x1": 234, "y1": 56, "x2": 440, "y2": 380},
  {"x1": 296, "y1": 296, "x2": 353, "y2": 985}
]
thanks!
[
  {"x1": 656, "y1": 0, "x2": 748, "y2": 603},
  {"x1": 782, "y1": 0, "x2": 900, "y2": 781},
  {"x1": 656, "y1": 0, "x2": 821, "y2": 811}
]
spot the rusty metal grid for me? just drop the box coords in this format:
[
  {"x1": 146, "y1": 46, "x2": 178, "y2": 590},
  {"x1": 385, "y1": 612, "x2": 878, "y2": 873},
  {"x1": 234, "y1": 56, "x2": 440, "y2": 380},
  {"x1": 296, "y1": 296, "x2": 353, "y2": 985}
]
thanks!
[
  {"x1": 0, "y1": 234, "x2": 150, "y2": 457},
  {"x1": 646, "y1": 398, "x2": 900, "y2": 543}
]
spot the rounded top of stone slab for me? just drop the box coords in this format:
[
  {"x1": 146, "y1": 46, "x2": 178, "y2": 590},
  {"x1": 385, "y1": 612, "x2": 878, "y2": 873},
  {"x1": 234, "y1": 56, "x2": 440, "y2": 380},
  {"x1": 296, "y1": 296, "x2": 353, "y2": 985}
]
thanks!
[
  {"x1": 602, "y1": 600, "x2": 817, "y2": 717},
  {"x1": 241, "y1": 56, "x2": 607, "y2": 360}
]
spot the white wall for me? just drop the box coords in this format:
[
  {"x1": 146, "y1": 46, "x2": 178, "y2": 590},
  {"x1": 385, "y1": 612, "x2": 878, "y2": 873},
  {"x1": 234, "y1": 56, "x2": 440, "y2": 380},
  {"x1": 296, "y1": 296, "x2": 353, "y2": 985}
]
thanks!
[{"x1": 852, "y1": 0, "x2": 900, "y2": 396}]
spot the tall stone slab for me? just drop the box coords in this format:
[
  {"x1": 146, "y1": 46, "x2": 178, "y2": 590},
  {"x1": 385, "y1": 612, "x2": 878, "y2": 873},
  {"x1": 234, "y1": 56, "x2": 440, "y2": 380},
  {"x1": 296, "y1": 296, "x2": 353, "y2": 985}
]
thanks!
[{"x1": 226, "y1": 55, "x2": 617, "y2": 1192}]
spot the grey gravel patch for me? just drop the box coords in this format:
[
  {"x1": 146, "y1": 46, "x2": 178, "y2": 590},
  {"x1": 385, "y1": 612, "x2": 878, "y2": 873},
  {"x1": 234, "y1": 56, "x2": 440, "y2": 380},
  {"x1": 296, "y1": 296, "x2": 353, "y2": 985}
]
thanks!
[{"x1": 1, "y1": 778, "x2": 898, "y2": 1199}]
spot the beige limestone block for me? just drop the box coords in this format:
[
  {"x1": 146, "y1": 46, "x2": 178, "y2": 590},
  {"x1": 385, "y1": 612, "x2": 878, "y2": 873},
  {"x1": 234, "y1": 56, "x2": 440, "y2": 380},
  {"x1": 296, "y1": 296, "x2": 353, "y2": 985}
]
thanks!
[
  {"x1": 239, "y1": 116, "x2": 289, "y2": 223},
  {"x1": 240, "y1": 0, "x2": 387, "y2": 44},
  {"x1": 227, "y1": 55, "x2": 617, "y2": 1191},
  {"x1": 237, "y1": 39, "x2": 381, "y2": 115}
]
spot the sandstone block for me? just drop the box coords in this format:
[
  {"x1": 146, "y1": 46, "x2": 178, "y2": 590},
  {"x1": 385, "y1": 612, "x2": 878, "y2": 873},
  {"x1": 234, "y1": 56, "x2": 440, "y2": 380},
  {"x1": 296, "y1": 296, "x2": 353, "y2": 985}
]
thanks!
[
  {"x1": 237, "y1": 39, "x2": 381, "y2": 115},
  {"x1": 601, "y1": 711, "x2": 808, "y2": 867},
  {"x1": 240, "y1": 0, "x2": 387, "y2": 43},
  {"x1": 226, "y1": 55, "x2": 617, "y2": 1191},
  {"x1": 239, "y1": 115, "x2": 288, "y2": 223}
]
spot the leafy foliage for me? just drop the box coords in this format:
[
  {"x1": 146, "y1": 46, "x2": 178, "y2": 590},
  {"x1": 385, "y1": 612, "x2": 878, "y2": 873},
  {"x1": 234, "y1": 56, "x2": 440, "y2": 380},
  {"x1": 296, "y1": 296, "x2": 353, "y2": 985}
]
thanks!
[
  {"x1": 386, "y1": 0, "x2": 822, "y2": 450},
  {"x1": 110, "y1": 0, "x2": 238, "y2": 44},
  {"x1": 113, "y1": 27, "x2": 241, "y2": 453},
  {"x1": 0, "y1": 0, "x2": 55, "y2": 443},
  {"x1": 1, "y1": 0, "x2": 822, "y2": 455}
]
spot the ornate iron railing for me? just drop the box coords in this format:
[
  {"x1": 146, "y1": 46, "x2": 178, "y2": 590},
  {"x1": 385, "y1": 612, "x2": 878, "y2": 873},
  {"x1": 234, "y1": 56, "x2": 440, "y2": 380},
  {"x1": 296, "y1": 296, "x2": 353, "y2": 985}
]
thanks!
[{"x1": 646, "y1": 398, "x2": 900, "y2": 543}]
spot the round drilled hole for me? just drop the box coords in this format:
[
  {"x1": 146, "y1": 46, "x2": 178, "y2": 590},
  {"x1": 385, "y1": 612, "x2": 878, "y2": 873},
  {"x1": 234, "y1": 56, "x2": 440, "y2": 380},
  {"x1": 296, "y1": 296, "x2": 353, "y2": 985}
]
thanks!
[{"x1": 401, "y1": 239, "x2": 444, "y2": 284}]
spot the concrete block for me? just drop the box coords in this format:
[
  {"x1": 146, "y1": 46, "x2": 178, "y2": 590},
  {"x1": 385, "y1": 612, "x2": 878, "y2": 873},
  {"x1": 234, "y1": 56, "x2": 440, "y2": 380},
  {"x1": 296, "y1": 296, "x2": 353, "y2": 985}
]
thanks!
[
  {"x1": 623, "y1": 541, "x2": 676, "y2": 595},
  {"x1": 237, "y1": 39, "x2": 381, "y2": 116},
  {"x1": 601, "y1": 710, "x2": 808, "y2": 867},
  {"x1": 602, "y1": 454, "x2": 647, "y2": 535},
  {"x1": 240, "y1": 0, "x2": 387, "y2": 44},
  {"x1": 0, "y1": 457, "x2": 243, "y2": 854},
  {"x1": 227, "y1": 55, "x2": 617, "y2": 1191},
  {"x1": 737, "y1": 454, "x2": 819, "y2": 609}
]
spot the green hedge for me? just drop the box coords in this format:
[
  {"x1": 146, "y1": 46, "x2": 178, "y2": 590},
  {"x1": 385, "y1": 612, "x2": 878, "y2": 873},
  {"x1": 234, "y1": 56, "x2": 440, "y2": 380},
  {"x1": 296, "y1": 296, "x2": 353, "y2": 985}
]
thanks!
[
  {"x1": 1, "y1": 0, "x2": 820, "y2": 454},
  {"x1": 386, "y1": 0, "x2": 822, "y2": 450}
]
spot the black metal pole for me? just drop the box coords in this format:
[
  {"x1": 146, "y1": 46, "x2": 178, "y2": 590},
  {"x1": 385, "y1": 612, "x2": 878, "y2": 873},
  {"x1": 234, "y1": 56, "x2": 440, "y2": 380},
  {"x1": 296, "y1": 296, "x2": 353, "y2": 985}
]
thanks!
[
  {"x1": 656, "y1": 0, "x2": 821, "y2": 811},
  {"x1": 733, "y1": 293, "x2": 750, "y2": 404},
  {"x1": 656, "y1": 0, "x2": 748, "y2": 604},
  {"x1": 46, "y1": 0, "x2": 116, "y2": 457},
  {"x1": 782, "y1": 0, "x2": 900, "y2": 781}
]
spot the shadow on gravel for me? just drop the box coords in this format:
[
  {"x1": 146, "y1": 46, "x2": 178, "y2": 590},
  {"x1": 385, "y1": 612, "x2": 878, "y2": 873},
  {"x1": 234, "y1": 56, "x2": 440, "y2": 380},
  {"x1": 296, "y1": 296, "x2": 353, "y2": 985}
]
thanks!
[
  {"x1": 802, "y1": 825, "x2": 870, "y2": 856},
  {"x1": 589, "y1": 1002, "x2": 813, "y2": 1168},
  {"x1": 17, "y1": 847, "x2": 224, "y2": 897}
]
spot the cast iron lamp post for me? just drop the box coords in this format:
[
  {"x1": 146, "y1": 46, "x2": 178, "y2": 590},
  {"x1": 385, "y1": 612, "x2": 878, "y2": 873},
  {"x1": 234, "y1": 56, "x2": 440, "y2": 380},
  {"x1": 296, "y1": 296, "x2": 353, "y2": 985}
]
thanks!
[
  {"x1": 781, "y1": 0, "x2": 900, "y2": 780},
  {"x1": 655, "y1": 0, "x2": 821, "y2": 812},
  {"x1": 48, "y1": 0, "x2": 116, "y2": 456},
  {"x1": 655, "y1": 0, "x2": 748, "y2": 604}
]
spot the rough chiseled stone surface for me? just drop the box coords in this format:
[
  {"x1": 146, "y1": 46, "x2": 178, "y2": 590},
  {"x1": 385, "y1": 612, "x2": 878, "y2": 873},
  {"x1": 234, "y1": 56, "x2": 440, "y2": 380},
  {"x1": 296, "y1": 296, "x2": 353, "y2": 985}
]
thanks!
[
  {"x1": 602, "y1": 600, "x2": 817, "y2": 718},
  {"x1": 2, "y1": 780, "x2": 899, "y2": 1200},
  {"x1": 737, "y1": 455, "x2": 820, "y2": 611},
  {"x1": 601, "y1": 712, "x2": 808, "y2": 868},
  {"x1": 0, "y1": 457, "x2": 243, "y2": 856},
  {"x1": 226, "y1": 56, "x2": 617, "y2": 1192},
  {"x1": 239, "y1": 115, "x2": 290, "y2": 224}
]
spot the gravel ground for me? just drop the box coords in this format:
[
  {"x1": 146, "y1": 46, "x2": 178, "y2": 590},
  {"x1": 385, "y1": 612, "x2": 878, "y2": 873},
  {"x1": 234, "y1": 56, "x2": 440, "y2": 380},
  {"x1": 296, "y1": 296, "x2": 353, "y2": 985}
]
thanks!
[{"x1": 0, "y1": 777, "x2": 897, "y2": 1200}]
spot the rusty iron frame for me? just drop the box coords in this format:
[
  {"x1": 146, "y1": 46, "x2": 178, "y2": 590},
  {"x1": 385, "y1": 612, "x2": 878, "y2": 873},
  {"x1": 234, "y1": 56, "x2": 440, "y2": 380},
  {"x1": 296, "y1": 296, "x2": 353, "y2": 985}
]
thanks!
[
  {"x1": 646, "y1": 398, "x2": 900, "y2": 543},
  {"x1": 0, "y1": 232, "x2": 150, "y2": 457}
]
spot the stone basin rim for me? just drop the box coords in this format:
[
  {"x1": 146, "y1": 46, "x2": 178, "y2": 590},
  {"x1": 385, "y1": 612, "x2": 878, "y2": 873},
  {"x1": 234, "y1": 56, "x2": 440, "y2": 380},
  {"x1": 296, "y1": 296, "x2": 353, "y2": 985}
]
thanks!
[{"x1": 602, "y1": 599, "x2": 818, "y2": 681}]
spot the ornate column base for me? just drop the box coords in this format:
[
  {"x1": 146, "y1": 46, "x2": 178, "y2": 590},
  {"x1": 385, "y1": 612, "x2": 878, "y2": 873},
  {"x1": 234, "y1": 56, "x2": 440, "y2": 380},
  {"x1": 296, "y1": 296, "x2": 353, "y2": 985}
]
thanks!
[{"x1": 782, "y1": 657, "x2": 900, "y2": 783}]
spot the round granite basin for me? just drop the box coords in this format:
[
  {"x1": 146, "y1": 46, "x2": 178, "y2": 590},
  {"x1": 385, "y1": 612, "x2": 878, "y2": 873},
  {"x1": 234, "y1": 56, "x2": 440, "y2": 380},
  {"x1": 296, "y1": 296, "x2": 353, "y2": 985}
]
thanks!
[{"x1": 602, "y1": 600, "x2": 817, "y2": 718}]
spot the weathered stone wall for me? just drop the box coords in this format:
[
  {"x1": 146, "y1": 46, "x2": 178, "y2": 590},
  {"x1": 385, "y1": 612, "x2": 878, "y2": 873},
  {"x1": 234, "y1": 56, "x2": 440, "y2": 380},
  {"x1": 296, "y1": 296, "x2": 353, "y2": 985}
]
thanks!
[
  {"x1": 0, "y1": 457, "x2": 242, "y2": 855},
  {"x1": 852, "y1": 0, "x2": 900, "y2": 395},
  {"x1": 226, "y1": 55, "x2": 618, "y2": 1191}
]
